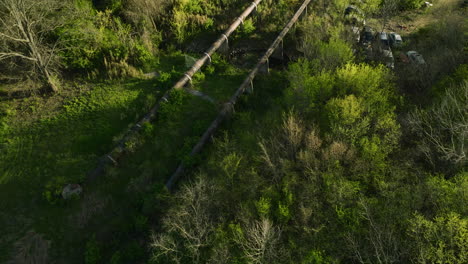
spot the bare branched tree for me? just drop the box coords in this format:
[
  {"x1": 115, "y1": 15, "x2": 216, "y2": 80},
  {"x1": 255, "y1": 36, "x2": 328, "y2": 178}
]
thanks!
[
  {"x1": 345, "y1": 198, "x2": 402, "y2": 264},
  {"x1": 151, "y1": 176, "x2": 215, "y2": 263},
  {"x1": 235, "y1": 218, "x2": 282, "y2": 264},
  {"x1": 281, "y1": 110, "x2": 305, "y2": 159},
  {"x1": 407, "y1": 81, "x2": 468, "y2": 167},
  {"x1": 0, "y1": 0, "x2": 64, "y2": 92},
  {"x1": 8, "y1": 231, "x2": 50, "y2": 264},
  {"x1": 359, "y1": 198, "x2": 401, "y2": 264}
]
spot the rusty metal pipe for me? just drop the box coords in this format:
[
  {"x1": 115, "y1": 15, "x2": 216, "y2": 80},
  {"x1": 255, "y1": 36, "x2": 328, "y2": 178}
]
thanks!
[
  {"x1": 87, "y1": 0, "x2": 263, "y2": 181},
  {"x1": 166, "y1": 0, "x2": 313, "y2": 190}
]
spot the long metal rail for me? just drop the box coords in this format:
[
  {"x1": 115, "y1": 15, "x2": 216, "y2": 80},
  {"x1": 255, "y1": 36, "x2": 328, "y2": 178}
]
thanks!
[
  {"x1": 166, "y1": 0, "x2": 313, "y2": 190},
  {"x1": 87, "y1": 0, "x2": 263, "y2": 180}
]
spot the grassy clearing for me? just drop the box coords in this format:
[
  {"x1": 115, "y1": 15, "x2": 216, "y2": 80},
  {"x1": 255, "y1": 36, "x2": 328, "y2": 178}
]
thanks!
[
  {"x1": 191, "y1": 70, "x2": 289, "y2": 182},
  {"x1": 0, "y1": 53, "x2": 191, "y2": 262},
  {"x1": 0, "y1": 77, "x2": 163, "y2": 261},
  {"x1": 383, "y1": 0, "x2": 462, "y2": 33},
  {"x1": 0, "y1": 49, "x2": 253, "y2": 262}
]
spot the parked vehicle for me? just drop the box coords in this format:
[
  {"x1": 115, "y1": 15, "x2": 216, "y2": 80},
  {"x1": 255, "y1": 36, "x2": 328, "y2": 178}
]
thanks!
[
  {"x1": 361, "y1": 26, "x2": 374, "y2": 46},
  {"x1": 407, "y1": 51, "x2": 426, "y2": 65},
  {"x1": 382, "y1": 49, "x2": 394, "y2": 70},
  {"x1": 378, "y1": 32, "x2": 390, "y2": 50},
  {"x1": 389, "y1": 33, "x2": 403, "y2": 48},
  {"x1": 350, "y1": 26, "x2": 361, "y2": 43}
]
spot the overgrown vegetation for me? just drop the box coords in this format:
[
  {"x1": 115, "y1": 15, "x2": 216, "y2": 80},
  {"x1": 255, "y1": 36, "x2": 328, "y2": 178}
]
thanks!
[
  {"x1": 0, "y1": 0, "x2": 466, "y2": 263},
  {"x1": 149, "y1": 0, "x2": 467, "y2": 263}
]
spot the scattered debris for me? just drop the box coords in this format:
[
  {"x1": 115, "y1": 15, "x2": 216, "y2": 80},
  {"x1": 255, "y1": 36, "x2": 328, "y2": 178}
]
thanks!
[
  {"x1": 9, "y1": 231, "x2": 50, "y2": 264},
  {"x1": 399, "y1": 52, "x2": 410, "y2": 63},
  {"x1": 424, "y1": 2, "x2": 433, "y2": 8},
  {"x1": 185, "y1": 55, "x2": 198, "y2": 68},
  {"x1": 61, "y1": 184, "x2": 82, "y2": 199},
  {"x1": 142, "y1": 71, "x2": 160, "y2": 79},
  {"x1": 184, "y1": 87, "x2": 216, "y2": 104}
]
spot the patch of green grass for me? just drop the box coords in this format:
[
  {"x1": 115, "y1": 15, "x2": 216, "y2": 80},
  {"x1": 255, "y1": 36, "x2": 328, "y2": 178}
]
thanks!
[
  {"x1": 0, "y1": 44, "x2": 285, "y2": 262},
  {"x1": 0, "y1": 79, "x2": 162, "y2": 261},
  {"x1": 0, "y1": 52, "x2": 189, "y2": 262}
]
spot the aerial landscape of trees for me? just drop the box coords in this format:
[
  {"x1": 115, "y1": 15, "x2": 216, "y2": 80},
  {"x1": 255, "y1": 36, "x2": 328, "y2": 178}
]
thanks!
[{"x1": 0, "y1": 0, "x2": 466, "y2": 263}]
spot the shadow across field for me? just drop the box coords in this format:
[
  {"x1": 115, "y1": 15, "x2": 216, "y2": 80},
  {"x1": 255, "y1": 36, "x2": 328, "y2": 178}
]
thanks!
[{"x1": 0, "y1": 76, "x2": 172, "y2": 262}]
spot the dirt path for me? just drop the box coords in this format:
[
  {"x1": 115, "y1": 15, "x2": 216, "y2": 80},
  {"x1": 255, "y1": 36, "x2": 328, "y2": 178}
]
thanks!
[{"x1": 383, "y1": 0, "x2": 463, "y2": 35}]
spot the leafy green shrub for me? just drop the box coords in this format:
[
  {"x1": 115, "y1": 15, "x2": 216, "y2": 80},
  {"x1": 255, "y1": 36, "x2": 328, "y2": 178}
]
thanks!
[
  {"x1": 277, "y1": 201, "x2": 291, "y2": 223},
  {"x1": 205, "y1": 63, "x2": 215, "y2": 75},
  {"x1": 425, "y1": 173, "x2": 468, "y2": 215},
  {"x1": 0, "y1": 105, "x2": 12, "y2": 138},
  {"x1": 158, "y1": 89, "x2": 188, "y2": 121},
  {"x1": 170, "y1": 0, "x2": 216, "y2": 43},
  {"x1": 133, "y1": 42, "x2": 154, "y2": 68},
  {"x1": 285, "y1": 59, "x2": 334, "y2": 114},
  {"x1": 43, "y1": 176, "x2": 67, "y2": 205},
  {"x1": 192, "y1": 71, "x2": 205, "y2": 83},
  {"x1": 133, "y1": 214, "x2": 148, "y2": 233},
  {"x1": 255, "y1": 196, "x2": 271, "y2": 217},
  {"x1": 141, "y1": 183, "x2": 171, "y2": 214},
  {"x1": 303, "y1": 38, "x2": 354, "y2": 70},
  {"x1": 142, "y1": 122, "x2": 154, "y2": 137},
  {"x1": 302, "y1": 250, "x2": 332, "y2": 264},
  {"x1": 432, "y1": 64, "x2": 468, "y2": 99},
  {"x1": 85, "y1": 235, "x2": 101, "y2": 264},
  {"x1": 110, "y1": 251, "x2": 122, "y2": 264},
  {"x1": 399, "y1": 0, "x2": 425, "y2": 10},
  {"x1": 93, "y1": 0, "x2": 123, "y2": 11},
  {"x1": 285, "y1": 62, "x2": 400, "y2": 178},
  {"x1": 212, "y1": 54, "x2": 237, "y2": 75},
  {"x1": 410, "y1": 213, "x2": 468, "y2": 264},
  {"x1": 122, "y1": 241, "x2": 145, "y2": 262},
  {"x1": 58, "y1": 5, "x2": 154, "y2": 76},
  {"x1": 325, "y1": 94, "x2": 368, "y2": 144},
  {"x1": 240, "y1": 18, "x2": 256, "y2": 37}
]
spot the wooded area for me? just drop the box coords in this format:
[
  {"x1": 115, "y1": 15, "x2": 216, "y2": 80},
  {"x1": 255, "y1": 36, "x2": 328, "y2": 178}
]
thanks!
[{"x1": 0, "y1": 0, "x2": 466, "y2": 263}]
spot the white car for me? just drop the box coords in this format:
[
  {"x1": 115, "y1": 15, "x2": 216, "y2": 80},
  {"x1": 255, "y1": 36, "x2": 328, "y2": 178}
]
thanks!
[
  {"x1": 379, "y1": 32, "x2": 390, "y2": 48},
  {"x1": 382, "y1": 50, "x2": 394, "y2": 70},
  {"x1": 389, "y1": 33, "x2": 403, "y2": 48},
  {"x1": 351, "y1": 26, "x2": 361, "y2": 43},
  {"x1": 407, "y1": 51, "x2": 426, "y2": 65}
]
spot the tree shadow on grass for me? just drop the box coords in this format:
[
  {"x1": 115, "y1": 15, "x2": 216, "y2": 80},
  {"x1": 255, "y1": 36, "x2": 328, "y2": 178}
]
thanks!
[{"x1": 0, "y1": 77, "x2": 173, "y2": 262}]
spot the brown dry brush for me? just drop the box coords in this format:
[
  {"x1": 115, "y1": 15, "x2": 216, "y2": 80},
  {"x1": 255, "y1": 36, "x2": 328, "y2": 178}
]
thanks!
[
  {"x1": 234, "y1": 218, "x2": 282, "y2": 264},
  {"x1": 8, "y1": 231, "x2": 50, "y2": 264},
  {"x1": 151, "y1": 176, "x2": 215, "y2": 263},
  {"x1": 407, "y1": 81, "x2": 468, "y2": 168},
  {"x1": 0, "y1": 0, "x2": 68, "y2": 93}
]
